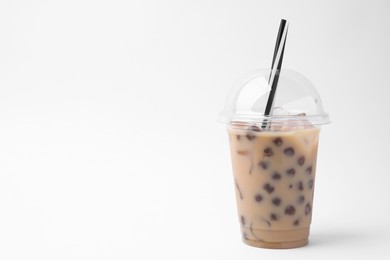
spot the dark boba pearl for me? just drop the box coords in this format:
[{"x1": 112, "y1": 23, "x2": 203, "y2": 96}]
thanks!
[
  {"x1": 293, "y1": 219, "x2": 300, "y2": 226},
  {"x1": 273, "y1": 137, "x2": 283, "y2": 147},
  {"x1": 306, "y1": 166, "x2": 313, "y2": 175},
  {"x1": 284, "y1": 147, "x2": 295, "y2": 156},
  {"x1": 270, "y1": 213, "x2": 279, "y2": 221},
  {"x1": 286, "y1": 168, "x2": 296, "y2": 176},
  {"x1": 254, "y1": 194, "x2": 263, "y2": 202},
  {"x1": 289, "y1": 184, "x2": 293, "y2": 189},
  {"x1": 241, "y1": 215, "x2": 246, "y2": 225},
  {"x1": 298, "y1": 156, "x2": 305, "y2": 166},
  {"x1": 248, "y1": 125, "x2": 261, "y2": 132},
  {"x1": 264, "y1": 147, "x2": 273, "y2": 157},
  {"x1": 263, "y1": 183, "x2": 275, "y2": 194},
  {"x1": 308, "y1": 179, "x2": 314, "y2": 189},
  {"x1": 297, "y1": 181, "x2": 304, "y2": 191},
  {"x1": 236, "y1": 135, "x2": 241, "y2": 140},
  {"x1": 258, "y1": 161, "x2": 269, "y2": 170},
  {"x1": 305, "y1": 203, "x2": 312, "y2": 215},
  {"x1": 272, "y1": 197, "x2": 282, "y2": 206},
  {"x1": 246, "y1": 133, "x2": 256, "y2": 141},
  {"x1": 297, "y1": 195, "x2": 305, "y2": 204},
  {"x1": 285, "y1": 205, "x2": 296, "y2": 216},
  {"x1": 272, "y1": 172, "x2": 281, "y2": 180},
  {"x1": 246, "y1": 126, "x2": 260, "y2": 140}
]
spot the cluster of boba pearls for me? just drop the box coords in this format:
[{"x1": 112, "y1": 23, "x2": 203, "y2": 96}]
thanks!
[{"x1": 234, "y1": 125, "x2": 316, "y2": 235}]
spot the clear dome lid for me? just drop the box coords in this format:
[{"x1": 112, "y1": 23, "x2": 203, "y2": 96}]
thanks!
[{"x1": 218, "y1": 69, "x2": 330, "y2": 127}]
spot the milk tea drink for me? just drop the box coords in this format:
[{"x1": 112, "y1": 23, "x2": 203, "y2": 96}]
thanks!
[
  {"x1": 218, "y1": 69, "x2": 329, "y2": 249},
  {"x1": 228, "y1": 123, "x2": 319, "y2": 248}
]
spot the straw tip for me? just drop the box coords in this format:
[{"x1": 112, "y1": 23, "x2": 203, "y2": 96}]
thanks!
[{"x1": 281, "y1": 19, "x2": 289, "y2": 26}]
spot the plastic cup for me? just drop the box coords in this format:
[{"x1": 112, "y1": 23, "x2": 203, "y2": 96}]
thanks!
[{"x1": 218, "y1": 69, "x2": 329, "y2": 249}]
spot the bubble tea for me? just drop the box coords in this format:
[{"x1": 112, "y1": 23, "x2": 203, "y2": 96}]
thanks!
[{"x1": 218, "y1": 70, "x2": 329, "y2": 249}]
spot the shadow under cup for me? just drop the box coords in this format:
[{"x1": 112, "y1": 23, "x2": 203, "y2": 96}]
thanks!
[{"x1": 227, "y1": 125, "x2": 320, "y2": 249}]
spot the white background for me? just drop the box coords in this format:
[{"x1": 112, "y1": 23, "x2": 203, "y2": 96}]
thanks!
[{"x1": 1, "y1": 0, "x2": 389, "y2": 259}]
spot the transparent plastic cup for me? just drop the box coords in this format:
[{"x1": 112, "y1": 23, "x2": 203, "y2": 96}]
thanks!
[{"x1": 218, "y1": 69, "x2": 329, "y2": 249}]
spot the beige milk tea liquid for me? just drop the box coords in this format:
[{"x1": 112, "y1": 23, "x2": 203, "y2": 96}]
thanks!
[{"x1": 228, "y1": 124, "x2": 320, "y2": 248}]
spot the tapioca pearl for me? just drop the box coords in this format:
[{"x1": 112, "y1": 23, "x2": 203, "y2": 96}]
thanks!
[
  {"x1": 246, "y1": 126, "x2": 261, "y2": 140},
  {"x1": 273, "y1": 137, "x2": 283, "y2": 147},
  {"x1": 254, "y1": 194, "x2": 263, "y2": 202},
  {"x1": 246, "y1": 133, "x2": 256, "y2": 141},
  {"x1": 272, "y1": 197, "x2": 282, "y2": 206},
  {"x1": 297, "y1": 195, "x2": 305, "y2": 204},
  {"x1": 305, "y1": 202, "x2": 312, "y2": 215},
  {"x1": 263, "y1": 147, "x2": 273, "y2": 157},
  {"x1": 306, "y1": 166, "x2": 313, "y2": 175},
  {"x1": 293, "y1": 219, "x2": 300, "y2": 226},
  {"x1": 289, "y1": 184, "x2": 293, "y2": 189},
  {"x1": 241, "y1": 215, "x2": 246, "y2": 225},
  {"x1": 284, "y1": 147, "x2": 295, "y2": 156},
  {"x1": 248, "y1": 125, "x2": 261, "y2": 132},
  {"x1": 298, "y1": 156, "x2": 305, "y2": 166},
  {"x1": 272, "y1": 172, "x2": 282, "y2": 180},
  {"x1": 297, "y1": 181, "x2": 304, "y2": 191},
  {"x1": 263, "y1": 183, "x2": 275, "y2": 194},
  {"x1": 237, "y1": 150, "x2": 249, "y2": 155},
  {"x1": 285, "y1": 205, "x2": 296, "y2": 216},
  {"x1": 258, "y1": 161, "x2": 269, "y2": 170},
  {"x1": 270, "y1": 213, "x2": 279, "y2": 221},
  {"x1": 286, "y1": 168, "x2": 296, "y2": 176},
  {"x1": 308, "y1": 179, "x2": 314, "y2": 189},
  {"x1": 236, "y1": 135, "x2": 241, "y2": 141}
]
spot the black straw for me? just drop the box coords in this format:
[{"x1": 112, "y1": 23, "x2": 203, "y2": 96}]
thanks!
[{"x1": 262, "y1": 19, "x2": 288, "y2": 129}]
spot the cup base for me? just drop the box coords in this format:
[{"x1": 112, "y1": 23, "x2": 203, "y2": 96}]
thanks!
[
  {"x1": 241, "y1": 227, "x2": 310, "y2": 249},
  {"x1": 243, "y1": 237, "x2": 308, "y2": 249}
]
